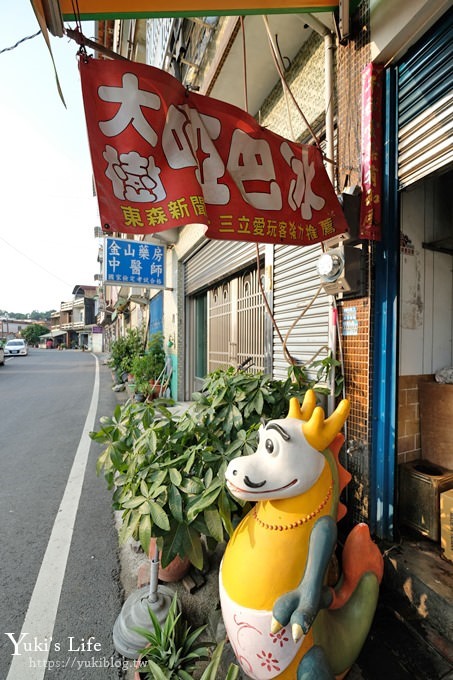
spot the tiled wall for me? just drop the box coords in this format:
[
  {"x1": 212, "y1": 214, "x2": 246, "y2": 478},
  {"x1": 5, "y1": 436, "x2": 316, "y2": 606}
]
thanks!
[
  {"x1": 336, "y1": 0, "x2": 371, "y2": 192},
  {"x1": 335, "y1": 1, "x2": 372, "y2": 525},
  {"x1": 258, "y1": 31, "x2": 325, "y2": 140},
  {"x1": 338, "y1": 299, "x2": 371, "y2": 445},
  {"x1": 397, "y1": 374, "x2": 433, "y2": 464},
  {"x1": 337, "y1": 299, "x2": 372, "y2": 524}
]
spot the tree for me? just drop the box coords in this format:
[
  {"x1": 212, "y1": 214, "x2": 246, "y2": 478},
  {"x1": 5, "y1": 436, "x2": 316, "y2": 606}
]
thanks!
[{"x1": 21, "y1": 324, "x2": 50, "y2": 346}]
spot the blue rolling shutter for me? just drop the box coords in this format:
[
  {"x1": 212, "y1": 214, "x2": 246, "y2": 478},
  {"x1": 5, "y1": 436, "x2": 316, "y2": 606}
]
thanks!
[{"x1": 397, "y1": 8, "x2": 453, "y2": 188}]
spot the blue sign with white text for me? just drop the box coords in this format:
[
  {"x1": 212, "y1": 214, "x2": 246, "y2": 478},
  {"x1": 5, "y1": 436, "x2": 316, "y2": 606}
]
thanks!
[{"x1": 104, "y1": 237, "x2": 165, "y2": 288}]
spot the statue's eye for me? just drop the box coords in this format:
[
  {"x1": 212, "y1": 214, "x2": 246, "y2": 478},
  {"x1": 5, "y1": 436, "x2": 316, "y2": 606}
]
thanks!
[{"x1": 265, "y1": 438, "x2": 274, "y2": 454}]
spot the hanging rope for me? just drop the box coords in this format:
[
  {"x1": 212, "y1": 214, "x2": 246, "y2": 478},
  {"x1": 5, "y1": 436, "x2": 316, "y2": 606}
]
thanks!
[
  {"x1": 262, "y1": 15, "x2": 322, "y2": 150},
  {"x1": 71, "y1": 0, "x2": 83, "y2": 32},
  {"x1": 263, "y1": 21, "x2": 296, "y2": 142},
  {"x1": 65, "y1": 0, "x2": 128, "y2": 62},
  {"x1": 68, "y1": 0, "x2": 88, "y2": 60},
  {"x1": 255, "y1": 244, "x2": 296, "y2": 365},
  {"x1": 256, "y1": 244, "x2": 330, "y2": 369},
  {"x1": 240, "y1": 16, "x2": 249, "y2": 113}
]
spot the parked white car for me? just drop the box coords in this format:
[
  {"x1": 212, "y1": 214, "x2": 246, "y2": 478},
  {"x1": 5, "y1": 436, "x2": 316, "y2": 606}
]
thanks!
[{"x1": 4, "y1": 339, "x2": 28, "y2": 356}]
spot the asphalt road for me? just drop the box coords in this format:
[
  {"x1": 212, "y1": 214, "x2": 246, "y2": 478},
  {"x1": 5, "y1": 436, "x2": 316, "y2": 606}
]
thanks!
[{"x1": 0, "y1": 349, "x2": 126, "y2": 679}]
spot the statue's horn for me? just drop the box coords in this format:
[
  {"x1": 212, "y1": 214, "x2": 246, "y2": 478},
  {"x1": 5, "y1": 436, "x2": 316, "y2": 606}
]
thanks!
[
  {"x1": 287, "y1": 390, "x2": 317, "y2": 421},
  {"x1": 301, "y1": 389, "x2": 317, "y2": 420},
  {"x1": 303, "y1": 398, "x2": 350, "y2": 451}
]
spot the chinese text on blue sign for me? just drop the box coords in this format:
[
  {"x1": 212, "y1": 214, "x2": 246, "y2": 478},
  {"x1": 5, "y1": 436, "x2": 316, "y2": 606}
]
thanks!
[{"x1": 104, "y1": 237, "x2": 165, "y2": 287}]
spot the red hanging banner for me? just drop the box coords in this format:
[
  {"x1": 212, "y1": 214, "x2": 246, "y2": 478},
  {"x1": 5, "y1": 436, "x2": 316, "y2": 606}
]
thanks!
[
  {"x1": 79, "y1": 57, "x2": 348, "y2": 246},
  {"x1": 359, "y1": 63, "x2": 384, "y2": 241}
]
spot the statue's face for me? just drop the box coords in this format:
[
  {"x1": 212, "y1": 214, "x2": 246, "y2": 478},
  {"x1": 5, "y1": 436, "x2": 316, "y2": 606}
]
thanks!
[{"x1": 225, "y1": 416, "x2": 325, "y2": 502}]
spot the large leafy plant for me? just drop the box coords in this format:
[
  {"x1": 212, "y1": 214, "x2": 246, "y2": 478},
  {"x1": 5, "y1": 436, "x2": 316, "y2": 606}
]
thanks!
[
  {"x1": 92, "y1": 356, "x2": 339, "y2": 570},
  {"x1": 131, "y1": 332, "x2": 166, "y2": 384},
  {"x1": 108, "y1": 327, "x2": 145, "y2": 376}
]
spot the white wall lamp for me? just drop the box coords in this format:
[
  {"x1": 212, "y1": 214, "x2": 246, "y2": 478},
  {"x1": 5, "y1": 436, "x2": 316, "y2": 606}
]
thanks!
[{"x1": 317, "y1": 244, "x2": 363, "y2": 297}]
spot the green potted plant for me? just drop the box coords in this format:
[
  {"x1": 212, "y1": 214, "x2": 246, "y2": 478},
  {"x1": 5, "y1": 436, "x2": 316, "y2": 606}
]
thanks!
[
  {"x1": 198, "y1": 639, "x2": 239, "y2": 680},
  {"x1": 131, "y1": 332, "x2": 167, "y2": 398},
  {"x1": 133, "y1": 594, "x2": 239, "y2": 680},
  {"x1": 96, "y1": 370, "x2": 313, "y2": 564},
  {"x1": 92, "y1": 354, "x2": 341, "y2": 571},
  {"x1": 109, "y1": 327, "x2": 145, "y2": 382},
  {"x1": 134, "y1": 381, "x2": 149, "y2": 402},
  {"x1": 93, "y1": 398, "x2": 217, "y2": 571},
  {"x1": 133, "y1": 593, "x2": 211, "y2": 679}
]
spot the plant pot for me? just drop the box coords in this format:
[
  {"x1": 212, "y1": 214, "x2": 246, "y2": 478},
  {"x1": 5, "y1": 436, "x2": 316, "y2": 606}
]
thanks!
[
  {"x1": 134, "y1": 657, "x2": 146, "y2": 680},
  {"x1": 149, "y1": 539, "x2": 190, "y2": 582},
  {"x1": 146, "y1": 381, "x2": 163, "y2": 400}
]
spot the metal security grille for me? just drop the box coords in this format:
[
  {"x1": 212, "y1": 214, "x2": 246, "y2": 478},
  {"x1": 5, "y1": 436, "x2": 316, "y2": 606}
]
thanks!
[
  {"x1": 185, "y1": 240, "x2": 266, "y2": 393},
  {"x1": 398, "y1": 8, "x2": 453, "y2": 188},
  {"x1": 208, "y1": 270, "x2": 265, "y2": 372},
  {"x1": 237, "y1": 269, "x2": 265, "y2": 371},
  {"x1": 208, "y1": 282, "x2": 232, "y2": 370}
]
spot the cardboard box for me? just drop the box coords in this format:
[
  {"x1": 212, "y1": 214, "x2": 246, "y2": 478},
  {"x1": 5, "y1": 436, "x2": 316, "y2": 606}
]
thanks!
[{"x1": 440, "y1": 488, "x2": 453, "y2": 562}]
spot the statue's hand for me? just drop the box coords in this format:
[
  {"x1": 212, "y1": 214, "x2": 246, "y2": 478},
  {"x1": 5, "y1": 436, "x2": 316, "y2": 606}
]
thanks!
[
  {"x1": 271, "y1": 515, "x2": 337, "y2": 642},
  {"x1": 271, "y1": 584, "x2": 332, "y2": 641}
]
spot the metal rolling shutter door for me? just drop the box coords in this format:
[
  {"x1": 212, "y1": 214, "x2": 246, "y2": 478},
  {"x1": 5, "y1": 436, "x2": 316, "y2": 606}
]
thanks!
[
  {"x1": 398, "y1": 8, "x2": 453, "y2": 188},
  {"x1": 185, "y1": 240, "x2": 264, "y2": 294},
  {"x1": 272, "y1": 243, "x2": 330, "y2": 380}
]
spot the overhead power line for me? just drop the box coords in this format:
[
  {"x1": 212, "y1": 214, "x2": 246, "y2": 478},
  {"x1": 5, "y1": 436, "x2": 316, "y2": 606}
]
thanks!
[
  {"x1": 0, "y1": 235, "x2": 72, "y2": 287},
  {"x1": 0, "y1": 30, "x2": 41, "y2": 56}
]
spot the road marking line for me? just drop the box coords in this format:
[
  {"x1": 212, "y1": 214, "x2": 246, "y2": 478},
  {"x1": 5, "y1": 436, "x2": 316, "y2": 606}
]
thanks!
[{"x1": 6, "y1": 355, "x2": 100, "y2": 680}]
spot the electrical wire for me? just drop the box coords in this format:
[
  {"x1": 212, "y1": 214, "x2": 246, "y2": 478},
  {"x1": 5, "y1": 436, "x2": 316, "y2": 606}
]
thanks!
[
  {"x1": 255, "y1": 244, "x2": 329, "y2": 369},
  {"x1": 262, "y1": 15, "x2": 322, "y2": 150},
  {"x1": 0, "y1": 235, "x2": 72, "y2": 287},
  {"x1": 255, "y1": 243, "x2": 296, "y2": 365},
  {"x1": 0, "y1": 30, "x2": 41, "y2": 55}
]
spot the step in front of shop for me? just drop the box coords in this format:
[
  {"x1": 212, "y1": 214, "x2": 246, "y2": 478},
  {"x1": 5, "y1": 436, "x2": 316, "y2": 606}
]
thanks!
[
  {"x1": 382, "y1": 535, "x2": 453, "y2": 662},
  {"x1": 352, "y1": 586, "x2": 453, "y2": 680}
]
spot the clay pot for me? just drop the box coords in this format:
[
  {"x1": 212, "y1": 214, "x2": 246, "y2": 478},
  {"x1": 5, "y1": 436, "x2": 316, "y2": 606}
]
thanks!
[
  {"x1": 148, "y1": 539, "x2": 190, "y2": 582},
  {"x1": 145, "y1": 381, "x2": 163, "y2": 401}
]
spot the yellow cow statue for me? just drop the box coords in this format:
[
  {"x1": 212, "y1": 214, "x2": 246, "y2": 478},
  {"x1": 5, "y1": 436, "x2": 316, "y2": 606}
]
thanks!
[{"x1": 220, "y1": 389, "x2": 383, "y2": 679}]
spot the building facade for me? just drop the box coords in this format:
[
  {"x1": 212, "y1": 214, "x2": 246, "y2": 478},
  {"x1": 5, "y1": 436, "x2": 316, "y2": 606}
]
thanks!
[
  {"x1": 47, "y1": 284, "x2": 100, "y2": 349},
  {"x1": 90, "y1": 0, "x2": 452, "y2": 552}
]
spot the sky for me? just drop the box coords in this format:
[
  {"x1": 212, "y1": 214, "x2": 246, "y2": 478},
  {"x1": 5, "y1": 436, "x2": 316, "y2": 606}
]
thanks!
[{"x1": 0, "y1": 3, "x2": 99, "y2": 314}]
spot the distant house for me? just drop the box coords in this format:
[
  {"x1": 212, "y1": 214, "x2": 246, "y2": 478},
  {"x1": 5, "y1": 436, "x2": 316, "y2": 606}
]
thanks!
[
  {"x1": 43, "y1": 285, "x2": 102, "y2": 351},
  {"x1": 0, "y1": 317, "x2": 40, "y2": 342}
]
